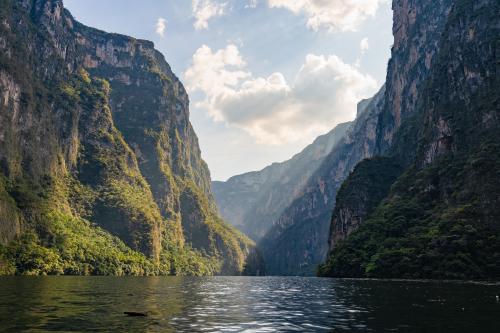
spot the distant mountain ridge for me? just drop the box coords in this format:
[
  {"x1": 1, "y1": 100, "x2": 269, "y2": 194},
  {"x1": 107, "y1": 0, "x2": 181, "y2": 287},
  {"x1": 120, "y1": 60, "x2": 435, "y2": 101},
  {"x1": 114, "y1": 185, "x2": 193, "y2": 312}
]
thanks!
[
  {"x1": 259, "y1": 86, "x2": 387, "y2": 275},
  {"x1": 213, "y1": 122, "x2": 351, "y2": 241}
]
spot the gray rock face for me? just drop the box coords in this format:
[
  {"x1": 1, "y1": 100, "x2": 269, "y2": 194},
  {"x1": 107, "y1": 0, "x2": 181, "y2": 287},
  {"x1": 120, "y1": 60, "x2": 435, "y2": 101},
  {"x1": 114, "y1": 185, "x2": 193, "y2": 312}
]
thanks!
[
  {"x1": 328, "y1": 157, "x2": 403, "y2": 253},
  {"x1": 376, "y1": 0, "x2": 454, "y2": 154}
]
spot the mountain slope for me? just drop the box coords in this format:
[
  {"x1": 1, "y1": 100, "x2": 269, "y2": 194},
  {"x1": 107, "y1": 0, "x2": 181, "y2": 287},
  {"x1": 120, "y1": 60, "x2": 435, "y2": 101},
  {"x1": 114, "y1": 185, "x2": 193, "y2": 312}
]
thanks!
[
  {"x1": 259, "y1": 87, "x2": 386, "y2": 275},
  {"x1": 0, "y1": 0, "x2": 253, "y2": 276},
  {"x1": 320, "y1": 0, "x2": 500, "y2": 279},
  {"x1": 213, "y1": 122, "x2": 351, "y2": 241}
]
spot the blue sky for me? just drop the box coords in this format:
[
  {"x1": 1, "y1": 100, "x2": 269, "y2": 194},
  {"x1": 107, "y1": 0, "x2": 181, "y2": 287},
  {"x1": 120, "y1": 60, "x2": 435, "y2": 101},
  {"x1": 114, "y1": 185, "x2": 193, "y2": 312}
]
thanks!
[{"x1": 65, "y1": 0, "x2": 393, "y2": 181}]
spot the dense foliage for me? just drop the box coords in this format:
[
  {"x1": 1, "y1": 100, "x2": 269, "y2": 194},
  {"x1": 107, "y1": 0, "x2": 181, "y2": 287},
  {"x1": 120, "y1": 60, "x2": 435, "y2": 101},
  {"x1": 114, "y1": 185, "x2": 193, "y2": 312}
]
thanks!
[
  {"x1": 332, "y1": 157, "x2": 403, "y2": 223},
  {"x1": 319, "y1": 143, "x2": 500, "y2": 279},
  {"x1": 0, "y1": 171, "x2": 222, "y2": 276}
]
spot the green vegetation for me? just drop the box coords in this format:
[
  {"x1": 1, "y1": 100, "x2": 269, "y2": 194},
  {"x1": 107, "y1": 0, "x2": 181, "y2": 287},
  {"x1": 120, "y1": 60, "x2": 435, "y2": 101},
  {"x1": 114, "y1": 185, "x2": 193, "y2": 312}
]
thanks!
[
  {"x1": 332, "y1": 157, "x2": 403, "y2": 222},
  {"x1": 0, "y1": 173, "x2": 155, "y2": 275},
  {"x1": 0, "y1": 172, "x2": 227, "y2": 276},
  {"x1": 179, "y1": 179, "x2": 253, "y2": 274},
  {"x1": 319, "y1": 143, "x2": 500, "y2": 279}
]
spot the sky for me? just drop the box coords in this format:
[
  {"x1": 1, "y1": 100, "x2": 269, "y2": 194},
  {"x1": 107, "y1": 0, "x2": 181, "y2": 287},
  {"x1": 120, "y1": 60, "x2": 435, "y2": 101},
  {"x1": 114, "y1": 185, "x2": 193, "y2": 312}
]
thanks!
[{"x1": 65, "y1": 0, "x2": 394, "y2": 181}]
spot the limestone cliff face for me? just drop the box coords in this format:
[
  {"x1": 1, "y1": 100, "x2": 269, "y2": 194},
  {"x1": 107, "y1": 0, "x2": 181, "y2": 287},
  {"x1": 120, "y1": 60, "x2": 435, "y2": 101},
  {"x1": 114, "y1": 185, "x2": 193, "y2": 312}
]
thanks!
[
  {"x1": 212, "y1": 122, "x2": 351, "y2": 241},
  {"x1": 0, "y1": 0, "x2": 252, "y2": 275},
  {"x1": 376, "y1": 0, "x2": 453, "y2": 153},
  {"x1": 414, "y1": 0, "x2": 500, "y2": 166},
  {"x1": 321, "y1": 0, "x2": 500, "y2": 279}
]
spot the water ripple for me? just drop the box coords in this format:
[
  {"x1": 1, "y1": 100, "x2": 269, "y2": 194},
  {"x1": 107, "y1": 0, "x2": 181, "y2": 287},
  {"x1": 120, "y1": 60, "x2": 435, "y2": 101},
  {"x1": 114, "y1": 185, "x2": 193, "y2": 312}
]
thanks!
[{"x1": 0, "y1": 276, "x2": 498, "y2": 332}]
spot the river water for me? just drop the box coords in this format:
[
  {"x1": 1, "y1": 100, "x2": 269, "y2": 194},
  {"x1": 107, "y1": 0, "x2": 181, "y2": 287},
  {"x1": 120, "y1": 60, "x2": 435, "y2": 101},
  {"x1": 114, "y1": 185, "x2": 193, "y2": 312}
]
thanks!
[{"x1": 0, "y1": 276, "x2": 498, "y2": 332}]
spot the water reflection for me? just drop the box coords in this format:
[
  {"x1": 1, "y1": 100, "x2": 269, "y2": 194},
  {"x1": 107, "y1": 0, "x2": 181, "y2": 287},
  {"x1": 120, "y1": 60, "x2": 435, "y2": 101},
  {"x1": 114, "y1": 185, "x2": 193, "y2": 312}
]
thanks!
[{"x1": 0, "y1": 277, "x2": 498, "y2": 332}]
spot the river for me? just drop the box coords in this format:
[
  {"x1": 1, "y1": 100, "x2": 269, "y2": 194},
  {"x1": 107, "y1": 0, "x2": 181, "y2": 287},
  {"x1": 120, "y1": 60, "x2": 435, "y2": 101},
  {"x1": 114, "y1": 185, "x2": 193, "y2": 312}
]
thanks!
[{"x1": 0, "y1": 276, "x2": 498, "y2": 332}]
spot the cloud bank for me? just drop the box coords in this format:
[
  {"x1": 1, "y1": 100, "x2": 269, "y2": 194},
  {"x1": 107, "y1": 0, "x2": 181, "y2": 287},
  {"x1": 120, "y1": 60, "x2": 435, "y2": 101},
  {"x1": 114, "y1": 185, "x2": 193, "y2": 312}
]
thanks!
[
  {"x1": 191, "y1": 1, "x2": 386, "y2": 32},
  {"x1": 268, "y1": 0, "x2": 387, "y2": 32},
  {"x1": 185, "y1": 44, "x2": 377, "y2": 145}
]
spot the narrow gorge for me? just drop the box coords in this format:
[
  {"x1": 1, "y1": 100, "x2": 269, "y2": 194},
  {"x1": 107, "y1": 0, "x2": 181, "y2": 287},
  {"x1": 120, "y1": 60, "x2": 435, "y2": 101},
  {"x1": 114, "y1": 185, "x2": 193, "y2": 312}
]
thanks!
[
  {"x1": 1, "y1": 1, "x2": 499, "y2": 331},
  {"x1": 0, "y1": 0, "x2": 498, "y2": 281}
]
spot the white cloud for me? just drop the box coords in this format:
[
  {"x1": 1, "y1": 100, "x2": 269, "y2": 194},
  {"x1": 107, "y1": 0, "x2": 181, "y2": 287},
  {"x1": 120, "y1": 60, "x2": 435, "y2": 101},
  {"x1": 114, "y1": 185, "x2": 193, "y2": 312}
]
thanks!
[
  {"x1": 360, "y1": 37, "x2": 369, "y2": 54},
  {"x1": 268, "y1": 0, "x2": 386, "y2": 32},
  {"x1": 192, "y1": 0, "x2": 227, "y2": 30},
  {"x1": 184, "y1": 45, "x2": 250, "y2": 120},
  {"x1": 246, "y1": 0, "x2": 259, "y2": 8},
  {"x1": 185, "y1": 44, "x2": 377, "y2": 145},
  {"x1": 355, "y1": 37, "x2": 370, "y2": 67},
  {"x1": 155, "y1": 18, "x2": 167, "y2": 37}
]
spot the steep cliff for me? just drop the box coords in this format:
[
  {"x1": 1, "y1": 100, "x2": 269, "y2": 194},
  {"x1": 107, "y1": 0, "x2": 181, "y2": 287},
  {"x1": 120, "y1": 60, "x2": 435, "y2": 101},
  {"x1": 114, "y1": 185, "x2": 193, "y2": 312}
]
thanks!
[
  {"x1": 375, "y1": 0, "x2": 454, "y2": 155},
  {"x1": 320, "y1": 0, "x2": 500, "y2": 279},
  {"x1": 327, "y1": 157, "x2": 403, "y2": 250},
  {"x1": 0, "y1": 0, "x2": 253, "y2": 275},
  {"x1": 259, "y1": 0, "x2": 461, "y2": 276},
  {"x1": 212, "y1": 122, "x2": 350, "y2": 241}
]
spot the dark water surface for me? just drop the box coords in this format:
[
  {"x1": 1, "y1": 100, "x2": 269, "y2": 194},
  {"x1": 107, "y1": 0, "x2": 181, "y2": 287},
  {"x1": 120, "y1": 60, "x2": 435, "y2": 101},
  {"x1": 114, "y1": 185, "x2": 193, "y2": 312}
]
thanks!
[{"x1": 0, "y1": 276, "x2": 498, "y2": 332}]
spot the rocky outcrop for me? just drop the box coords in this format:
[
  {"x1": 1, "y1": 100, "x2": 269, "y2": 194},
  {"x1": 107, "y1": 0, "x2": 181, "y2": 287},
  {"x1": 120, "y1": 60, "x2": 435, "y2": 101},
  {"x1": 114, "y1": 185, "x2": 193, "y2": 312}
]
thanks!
[
  {"x1": 328, "y1": 157, "x2": 402, "y2": 252},
  {"x1": 212, "y1": 122, "x2": 351, "y2": 241},
  {"x1": 0, "y1": 0, "x2": 253, "y2": 275},
  {"x1": 376, "y1": 0, "x2": 453, "y2": 154}
]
